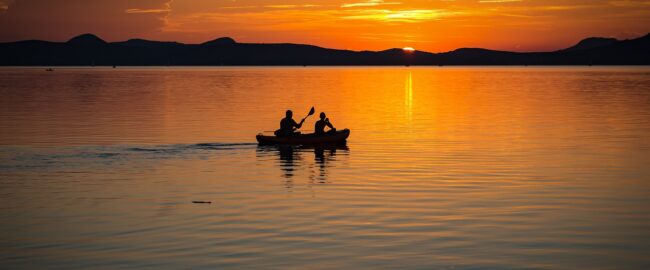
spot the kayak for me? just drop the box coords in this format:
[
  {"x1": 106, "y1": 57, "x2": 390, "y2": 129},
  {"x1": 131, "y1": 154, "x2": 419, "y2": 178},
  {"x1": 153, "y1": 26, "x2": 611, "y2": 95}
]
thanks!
[{"x1": 256, "y1": 129, "x2": 350, "y2": 145}]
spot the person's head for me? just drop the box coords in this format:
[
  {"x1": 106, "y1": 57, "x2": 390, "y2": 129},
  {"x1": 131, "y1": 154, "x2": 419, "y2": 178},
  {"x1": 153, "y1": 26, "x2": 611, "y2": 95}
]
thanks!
[
  {"x1": 286, "y1": 110, "x2": 293, "y2": 118},
  {"x1": 320, "y1": 112, "x2": 326, "y2": 119}
]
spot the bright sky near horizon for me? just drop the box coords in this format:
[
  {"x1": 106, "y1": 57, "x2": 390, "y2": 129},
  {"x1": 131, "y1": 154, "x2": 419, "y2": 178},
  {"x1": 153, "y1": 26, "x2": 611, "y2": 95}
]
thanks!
[{"x1": 1, "y1": 0, "x2": 649, "y2": 52}]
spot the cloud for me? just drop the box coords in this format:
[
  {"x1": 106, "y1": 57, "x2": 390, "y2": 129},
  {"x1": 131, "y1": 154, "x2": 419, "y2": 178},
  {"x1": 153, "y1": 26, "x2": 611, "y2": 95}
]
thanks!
[
  {"x1": 218, "y1": 4, "x2": 321, "y2": 10},
  {"x1": 163, "y1": 8, "x2": 343, "y2": 33},
  {"x1": 264, "y1": 4, "x2": 320, "y2": 9},
  {"x1": 125, "y1": 8, "x2": 169, "y2": 14},
  {"x1": 608, "y1": 0, "x2": 650, "y2": 7},
  {"x1": 478, "y1": 0, "x2": 522, "y2": 3},
  {"x1": 220, "y1": 5, "x2": 257, "y2": 10},
  {"x1": 0, "y1": 0, "x2": 13, "y2": 11},
  {"x1": 125, "y1": 0, "x2": 172, "y2": 14},
  {"x1": 342, "y1": 9, "x2": 462, "y2": 22},
  {"x1": 341, "y1": 0, "x2": 401, "y2": 8}
]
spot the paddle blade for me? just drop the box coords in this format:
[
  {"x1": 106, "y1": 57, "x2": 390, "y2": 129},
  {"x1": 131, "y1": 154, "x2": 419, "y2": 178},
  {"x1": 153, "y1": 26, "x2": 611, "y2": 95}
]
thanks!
[{"x1": 308, "y1": 106, "x2": 315, "y2": 116}]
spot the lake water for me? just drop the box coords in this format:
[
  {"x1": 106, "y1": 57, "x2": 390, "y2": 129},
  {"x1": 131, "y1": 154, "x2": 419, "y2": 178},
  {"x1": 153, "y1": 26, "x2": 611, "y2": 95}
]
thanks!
[{"x1": 1, "y1": 67, "x2": 650, "y2": 269}]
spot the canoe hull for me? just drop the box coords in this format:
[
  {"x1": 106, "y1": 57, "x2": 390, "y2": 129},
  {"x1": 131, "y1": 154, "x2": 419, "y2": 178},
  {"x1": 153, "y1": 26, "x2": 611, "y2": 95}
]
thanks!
[{"x1": 256, "y1": 129, "x2": 350, "y2": 145}]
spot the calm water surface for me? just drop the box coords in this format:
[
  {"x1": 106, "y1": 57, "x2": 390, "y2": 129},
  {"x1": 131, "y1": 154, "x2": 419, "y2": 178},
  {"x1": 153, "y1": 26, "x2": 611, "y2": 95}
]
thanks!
[{"x1": 1, "y1": 67, "x2": 650, "y2": 269}]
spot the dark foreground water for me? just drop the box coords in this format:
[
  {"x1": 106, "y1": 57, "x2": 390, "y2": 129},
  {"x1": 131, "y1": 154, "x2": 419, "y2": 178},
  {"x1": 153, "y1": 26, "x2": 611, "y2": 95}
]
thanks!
[{"x1": 1, "y1": 67, "x2": 650, "y2": 269}]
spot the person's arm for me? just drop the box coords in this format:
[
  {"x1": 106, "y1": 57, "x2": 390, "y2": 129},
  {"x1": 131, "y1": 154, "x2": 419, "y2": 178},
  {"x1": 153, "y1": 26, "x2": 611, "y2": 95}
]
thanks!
[
  {"x1": 325, "y1": 118, "x2": 334, "y2": 129},
  {"x1": 293, "y1": 119, "x2": 304, "y2": 129}
]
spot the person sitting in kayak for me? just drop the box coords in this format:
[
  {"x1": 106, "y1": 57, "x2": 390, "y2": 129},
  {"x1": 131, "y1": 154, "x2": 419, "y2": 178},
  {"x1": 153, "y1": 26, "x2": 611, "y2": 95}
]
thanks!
[
  {"x1": 315, "y1": 112, "x2": 336, "y2": 135},
  {"x1": 275, "y1": 110, "x2": 304, "y2": 137}
]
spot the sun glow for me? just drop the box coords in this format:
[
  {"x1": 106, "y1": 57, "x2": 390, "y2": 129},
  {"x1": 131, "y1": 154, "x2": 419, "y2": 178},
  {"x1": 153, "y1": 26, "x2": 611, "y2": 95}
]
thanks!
[
  {"x1": 1, "y1": 1, "x2": 649, "y2": 52},
  {"x1": 403, "y1": 47, "x2": 415, "y2": 52}
]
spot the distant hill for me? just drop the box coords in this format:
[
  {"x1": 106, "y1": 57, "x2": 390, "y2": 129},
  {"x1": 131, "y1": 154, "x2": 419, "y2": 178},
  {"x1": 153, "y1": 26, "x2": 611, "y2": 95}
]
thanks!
[
  {"x1": 202, "y1": 37, "x2": 237, "y2": 46},
  {"x1": 67, "y1": 33, "x2": 107, "y2": 46},
  {"x1": 559, "y1": 37, "x2": 619, "y2": 52},
  {"x1": 1, "y1": 33, "x2": 649, "y2": 66}
]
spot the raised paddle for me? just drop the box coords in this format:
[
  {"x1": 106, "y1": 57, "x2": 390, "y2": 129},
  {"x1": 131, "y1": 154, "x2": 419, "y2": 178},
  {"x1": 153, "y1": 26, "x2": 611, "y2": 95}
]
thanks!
[
  {"x1": 302, "y1": 106, "x2": 315, "y2": 122},
  {"x1": 295, "y1": 106, "x2": 315, "y2": 132}
]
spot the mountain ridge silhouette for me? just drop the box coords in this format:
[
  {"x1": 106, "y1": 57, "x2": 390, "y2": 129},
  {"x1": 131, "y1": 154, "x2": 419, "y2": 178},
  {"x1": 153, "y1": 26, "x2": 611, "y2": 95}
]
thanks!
[
  {"x1": 559, "y1": 37, "x2": 619, "y2": 52},
  {"x1": 1, "y1": 33, "x2": 648, "y2": 66}
]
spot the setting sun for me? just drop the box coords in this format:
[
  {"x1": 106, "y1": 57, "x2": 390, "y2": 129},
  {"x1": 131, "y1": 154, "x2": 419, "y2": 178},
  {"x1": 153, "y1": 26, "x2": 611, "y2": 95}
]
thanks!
[{"x1": 403, "y1": 47, "x2": 415, "y2": 52}]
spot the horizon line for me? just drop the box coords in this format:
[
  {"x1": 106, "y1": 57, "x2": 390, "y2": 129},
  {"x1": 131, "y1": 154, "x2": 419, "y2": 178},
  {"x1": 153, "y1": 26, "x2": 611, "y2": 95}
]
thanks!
[{"x1": 3, "y1": 32, "x2": 649, "y2": 54}]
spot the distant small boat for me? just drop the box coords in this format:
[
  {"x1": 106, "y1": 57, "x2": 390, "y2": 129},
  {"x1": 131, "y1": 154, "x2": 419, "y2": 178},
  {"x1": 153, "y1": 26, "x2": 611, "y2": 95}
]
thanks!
[
  {"x1": 45, "y1": 68, "x2": 54, "y2": 71},
  {"x1": 256, "y1": 129, "x2": 350, "y2": 145}
]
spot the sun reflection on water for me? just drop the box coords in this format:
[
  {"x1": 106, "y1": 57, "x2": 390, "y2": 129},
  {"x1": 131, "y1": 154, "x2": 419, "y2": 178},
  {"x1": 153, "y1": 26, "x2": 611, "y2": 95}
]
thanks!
[{"x1": 405, "y1": 72, "x2": 413, "y2": 123}]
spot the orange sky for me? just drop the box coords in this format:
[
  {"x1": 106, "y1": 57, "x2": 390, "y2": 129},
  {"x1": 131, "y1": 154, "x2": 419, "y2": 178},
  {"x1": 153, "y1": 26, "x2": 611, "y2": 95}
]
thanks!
[{"x1": 1, "y1": 0, "x2": 649, "y2": 52}]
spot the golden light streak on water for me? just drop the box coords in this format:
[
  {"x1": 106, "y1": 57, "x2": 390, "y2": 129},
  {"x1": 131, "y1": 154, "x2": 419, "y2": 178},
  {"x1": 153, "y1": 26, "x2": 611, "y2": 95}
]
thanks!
[{"x1": 405, "y1": 71, "x2": 413, "y2": 123}]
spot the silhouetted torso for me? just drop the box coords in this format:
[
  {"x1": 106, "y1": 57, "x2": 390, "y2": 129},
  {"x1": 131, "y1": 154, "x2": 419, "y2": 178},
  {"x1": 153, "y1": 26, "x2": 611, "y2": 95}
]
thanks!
[
  {"x1": 314, "y1": 119, "x2": 335, "y2": 135},
  {"x1": 279, "y1": 117, "x2": 300, "y2": 136}
]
